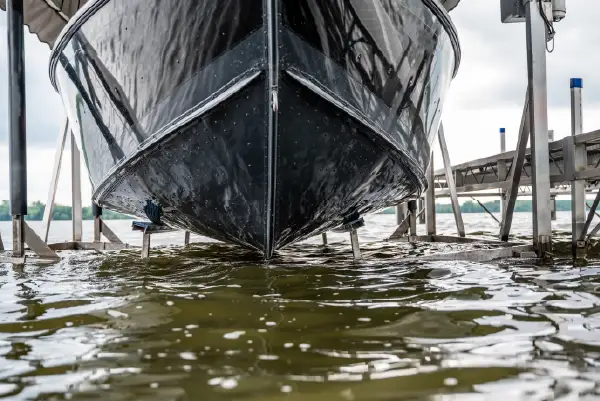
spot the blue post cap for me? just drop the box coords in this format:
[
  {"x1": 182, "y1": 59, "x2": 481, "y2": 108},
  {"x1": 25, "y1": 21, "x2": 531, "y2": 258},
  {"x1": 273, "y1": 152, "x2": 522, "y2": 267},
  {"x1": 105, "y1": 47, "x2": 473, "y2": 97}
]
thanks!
[
  {"x1": 500, "y1": 128, "x2": 506, "y2": 134},
  {"x1": 570, "y1": 78, "x2": 583, "y2": 88}
]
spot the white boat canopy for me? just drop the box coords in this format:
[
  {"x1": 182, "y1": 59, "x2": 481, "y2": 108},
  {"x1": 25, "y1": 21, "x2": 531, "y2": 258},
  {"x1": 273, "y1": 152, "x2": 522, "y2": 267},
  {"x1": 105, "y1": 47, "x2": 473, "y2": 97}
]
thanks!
[
  {"x1": 0, "y1": 0, "x2": 459, "y2": 48},
  {"x1": 0, "y1": 0, "x2": 88, "y2": 47}
]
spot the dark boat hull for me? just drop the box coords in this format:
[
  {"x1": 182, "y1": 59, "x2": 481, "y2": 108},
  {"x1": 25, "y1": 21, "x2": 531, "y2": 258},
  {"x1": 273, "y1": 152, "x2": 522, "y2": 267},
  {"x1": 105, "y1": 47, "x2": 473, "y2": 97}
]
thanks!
[{"x1": 50, "y1": 0, "x2": 460, "y2": 256}]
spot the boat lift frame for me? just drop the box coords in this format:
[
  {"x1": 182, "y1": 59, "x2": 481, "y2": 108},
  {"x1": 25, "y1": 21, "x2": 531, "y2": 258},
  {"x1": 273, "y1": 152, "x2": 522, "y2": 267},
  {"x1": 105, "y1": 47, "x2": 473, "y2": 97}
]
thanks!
[
  {"x1": 1, "y1": 0, "x2": 596, "y2": 263},
  {"x1": 382, "y1": 0, "x2": 600, "y2": 260}
]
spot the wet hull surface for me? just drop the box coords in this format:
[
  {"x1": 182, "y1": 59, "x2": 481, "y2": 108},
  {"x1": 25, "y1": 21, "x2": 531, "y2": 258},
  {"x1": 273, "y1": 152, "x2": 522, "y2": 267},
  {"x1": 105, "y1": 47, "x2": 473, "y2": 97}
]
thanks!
[{"x1": 50, "y1": 0, "x2": 459, "y2": 256}]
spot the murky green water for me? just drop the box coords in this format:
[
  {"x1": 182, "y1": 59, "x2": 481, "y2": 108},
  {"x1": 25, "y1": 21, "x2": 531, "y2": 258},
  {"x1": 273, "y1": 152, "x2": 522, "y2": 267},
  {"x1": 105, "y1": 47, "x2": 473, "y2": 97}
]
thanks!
[{"x1": 1, "y1": 236, "x2": 600, "y2": 400}]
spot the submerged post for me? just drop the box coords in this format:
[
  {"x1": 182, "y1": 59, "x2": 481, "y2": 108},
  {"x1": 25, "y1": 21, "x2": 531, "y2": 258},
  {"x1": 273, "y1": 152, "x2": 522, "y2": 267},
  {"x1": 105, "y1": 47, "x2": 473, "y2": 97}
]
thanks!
[
  {"x1": 425, "y1": 151, "x2": 436, "y2": 235},
  {"x1": 7, "y1": 0, "x2": 27, "y2": 257},
  {"x1": 525, "y1": 0, "x2": 552, "y2": 255},
  {"x1": 570, "y1": 78, "x2": 586, "y2": 258},
  {"x1": 498, "y1": 128, "x2": 507, "y2": 218},
  {"x1": 349, "y1": 229, "x2": 361, "y2": 260}
]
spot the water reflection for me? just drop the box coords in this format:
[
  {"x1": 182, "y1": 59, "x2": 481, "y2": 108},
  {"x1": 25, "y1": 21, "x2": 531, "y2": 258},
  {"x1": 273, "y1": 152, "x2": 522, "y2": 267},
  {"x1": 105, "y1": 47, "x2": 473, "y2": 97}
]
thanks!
[{"x1": 0, "y1": 241, "x2": 599, "y2": 400}]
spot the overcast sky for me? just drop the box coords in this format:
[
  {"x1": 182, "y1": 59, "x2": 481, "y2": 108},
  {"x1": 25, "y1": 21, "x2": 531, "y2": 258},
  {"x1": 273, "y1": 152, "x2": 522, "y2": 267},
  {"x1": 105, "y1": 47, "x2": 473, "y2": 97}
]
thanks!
[{"x1": 0, "y1": 1, "x2": 599, "y2": 205}]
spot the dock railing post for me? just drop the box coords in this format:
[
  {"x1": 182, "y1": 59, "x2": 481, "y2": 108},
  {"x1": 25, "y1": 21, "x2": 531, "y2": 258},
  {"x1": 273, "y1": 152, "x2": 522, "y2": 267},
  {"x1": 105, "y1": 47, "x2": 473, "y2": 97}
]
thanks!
[
  {"x1": 438, "y1": 125, "x2": 465, "y2": 237},
  {"x1": 525, "y1": 0, "x2": 552, "y2": 255},
  {"x1": 570, "y1": 78, "x2": 586, "y2": 258},
  {"x1": 7, "y1": 0, "x2": 27, "y2": 258},
  {"x1": 498, "y1": 128, "x2": 507, "y2": 218},
  {"x1": 425, "y1": 151, "x2": 436, "y2": 236}
]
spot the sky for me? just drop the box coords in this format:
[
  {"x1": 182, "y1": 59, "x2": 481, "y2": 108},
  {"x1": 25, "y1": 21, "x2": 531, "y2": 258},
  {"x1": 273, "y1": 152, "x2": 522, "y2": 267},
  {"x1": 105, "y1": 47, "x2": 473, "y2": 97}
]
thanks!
[{"x1": 0, "y1": 1, "x2": 599, "y2": 206}]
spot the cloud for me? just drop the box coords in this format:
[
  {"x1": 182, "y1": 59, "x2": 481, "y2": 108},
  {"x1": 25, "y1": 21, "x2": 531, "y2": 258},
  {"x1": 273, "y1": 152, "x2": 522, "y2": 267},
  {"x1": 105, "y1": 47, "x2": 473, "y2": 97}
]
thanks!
[{"x1": 440, "y1": 0, "x2": 600, "y2": 167}]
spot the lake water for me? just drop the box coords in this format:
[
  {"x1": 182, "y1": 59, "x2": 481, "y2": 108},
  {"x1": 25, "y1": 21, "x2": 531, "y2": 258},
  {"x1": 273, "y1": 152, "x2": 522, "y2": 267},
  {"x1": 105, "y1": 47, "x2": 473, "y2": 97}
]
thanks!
[{"x1": 1, "y1": 212, "x2": 600, "y2": 400}]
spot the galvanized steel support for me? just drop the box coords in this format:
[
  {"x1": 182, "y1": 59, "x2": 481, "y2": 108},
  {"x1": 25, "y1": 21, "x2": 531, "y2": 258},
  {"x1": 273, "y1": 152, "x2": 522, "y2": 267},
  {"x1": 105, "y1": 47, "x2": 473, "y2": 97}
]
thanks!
[
  {"x1": 7, "y1": 0, "x2": 27, "y2": 256},
  {"x1": 42, "y1": 120, "x2": 69, "y2": 243},
  {"x1": 71, "y1": 132, "x2": 83, "y2": 242},
  {"x1": 498, "y1": 128, "x2": 507, "y2": 218},
  {"x1": 425, "y1": 151, "x2": 436, "y2": 236},
  {"x1": 93, "y1": 203, "x2": 102, "y2": 243},
  {"x1": 12, "y1": 215, "x2": 24, "y2": 258},
  {"x1": 499, "y1": 95, "x2": 530, "y2": 241},
  {"x1": 570, "y1": 78, "x2": 587, "y2": 258},
  {"x1": 141, "y1": 232, "x2": 151, "y2": 259},
  {"x1": 408, "y1": 200, "x2": 417, "y2": 237},
  {"x1": 396, "y1": 203, "x2": 408, "y2": 226},
  {"x1": 525, "y1": 0, "x2": 552, "y2": 255},
  {"x1": 438, "y1": 125, "x2": 465, "y2": 237}
]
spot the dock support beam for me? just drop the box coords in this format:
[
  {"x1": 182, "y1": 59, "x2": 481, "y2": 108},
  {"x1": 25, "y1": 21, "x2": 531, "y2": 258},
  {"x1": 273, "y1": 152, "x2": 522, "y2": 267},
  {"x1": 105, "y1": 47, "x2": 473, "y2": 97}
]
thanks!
[
  {"x1": 438, "y1": 125, "x2": 465, "y2": 237},
  {"x1": 500, "y1": 91, "x2": 530, "y2": 241},
  {"x1": 418, "y1": 198, "x2": 425, "y2": 225},
  {"x1": 498, "y1": 128, "x2": 507, "y2": 218},
  {"x1": 42, "y1": 120, "x2": 69, "y2": 243},
  {"x1": 525, "y1": 0, "x2": 552, "y2": 255},
  {"x1": 570, "y1": 78, "x2": 587, "y2": 258},
  {"x1": 184, "y1": 231, "x2": 191, "y2": 246},
  {"x1": 7, "y1": 0, "x2": 27, "y2": 257},
  {"x1": 321, "y1": 233, "x2": 328, "y2": 245},
  {"x1": 425, "y1": 151, "x2": 436, "y2": 236},
  {"x1": 71, "y1": 132, "x2": 83, "y2": 242}
]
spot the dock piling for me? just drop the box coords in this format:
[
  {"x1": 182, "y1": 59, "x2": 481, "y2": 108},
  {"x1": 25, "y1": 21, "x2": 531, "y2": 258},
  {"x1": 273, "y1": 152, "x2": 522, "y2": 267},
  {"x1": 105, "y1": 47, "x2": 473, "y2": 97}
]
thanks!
[
  {"x1": 350, "y1": 229, "x2": 362, "y2": 260},
  {"x1": 93, "y1": 203, "x2": 102, "y2": 243},
  {"x1": 570, "y1": 78, "x2": 587, "y2": 258},
  {"x1": 7, "y1": 0, "x2": 27, "y2": 257},
  {"x1": 525, "y1": 0, "x2": 552, "y2": 255},
  {"x1": 408, "y1": 200, "x2": 417, "y2": 237}
]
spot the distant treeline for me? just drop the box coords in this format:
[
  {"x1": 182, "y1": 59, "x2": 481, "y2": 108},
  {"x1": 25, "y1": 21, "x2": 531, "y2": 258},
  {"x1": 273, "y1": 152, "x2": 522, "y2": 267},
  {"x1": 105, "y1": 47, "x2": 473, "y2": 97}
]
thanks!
[
  {"x1": 380, "y1": 200, "x2": 577, "y2": 214},
  {"x1": 0, "y1": 201, "x2": 132, "y2": 221}
]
